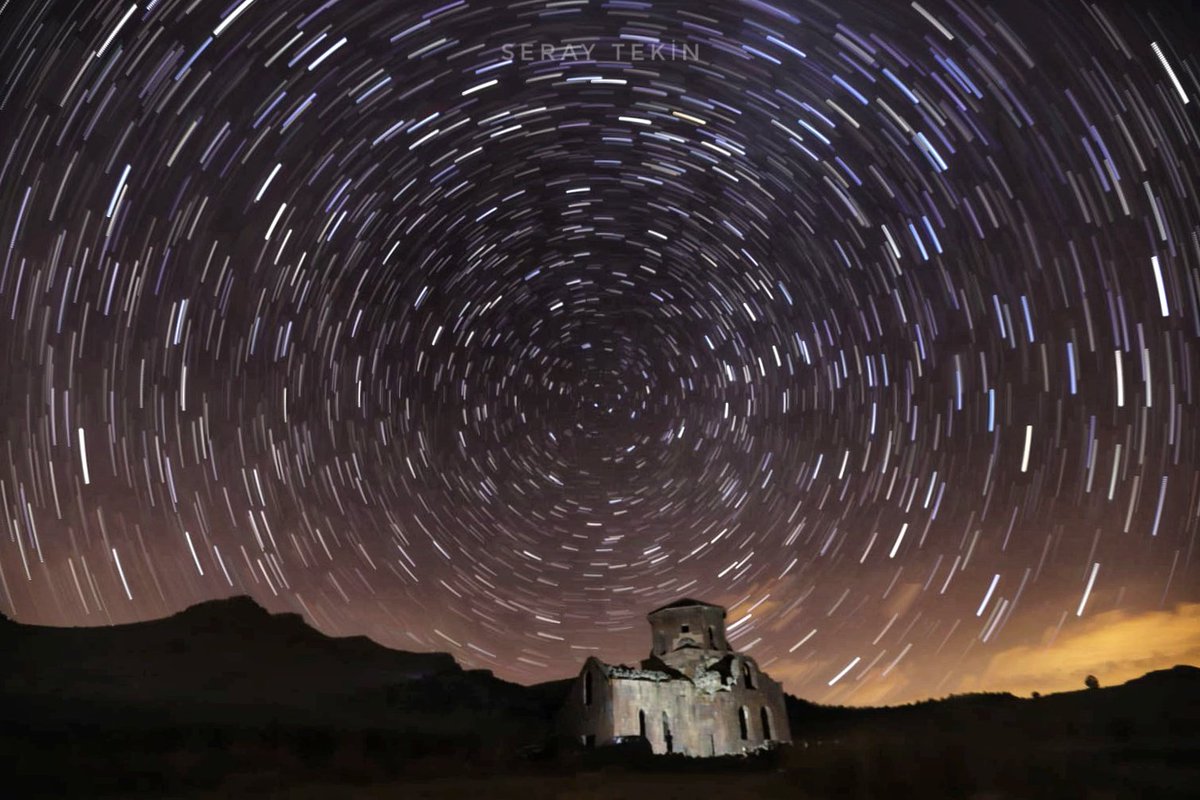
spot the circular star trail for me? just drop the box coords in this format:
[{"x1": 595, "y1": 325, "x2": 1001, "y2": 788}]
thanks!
[{"x1": 1, "y1": 0, "x2": 1198, "y2": 703}]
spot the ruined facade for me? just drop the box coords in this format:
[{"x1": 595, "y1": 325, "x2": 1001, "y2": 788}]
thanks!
[{"x1": 558, "y1": 599, "x2": 791, "y2": 756}]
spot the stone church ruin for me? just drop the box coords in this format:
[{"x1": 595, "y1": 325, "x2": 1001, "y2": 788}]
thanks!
[{"x1": 558, "y1": 598, "x2": 791, "y2": 756}]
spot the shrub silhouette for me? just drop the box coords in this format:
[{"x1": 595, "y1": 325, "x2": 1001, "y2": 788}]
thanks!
[{"x1": 1085, "y1": 674, "x2": 1100, "y2": 690}]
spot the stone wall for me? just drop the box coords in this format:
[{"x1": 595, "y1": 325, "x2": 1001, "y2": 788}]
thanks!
[
  {"x1": 557, "y1": 657, "x2": 615, "y2": 746},
  {"x1": 595, "y1": 657, "x2": 790, "y2": 756}
]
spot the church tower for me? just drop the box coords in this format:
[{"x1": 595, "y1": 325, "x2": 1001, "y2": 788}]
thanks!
[{"x1": 646, "y1": 598, "x2": 730, "y2": 656}]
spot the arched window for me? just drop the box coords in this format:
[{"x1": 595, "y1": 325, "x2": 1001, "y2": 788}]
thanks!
[
  {"x1": 708, "y1": 625, "x2": 717, "y2": 649},
  {"x1": 760, "y1": 706, "x2": 773, "y2": 740},
  {"x1": 662, "y1": 711, "x2": 674, "y2": 753},
  {"x1": 743, "y1": 661, "x2": 756, "y2": 689},
  {"x1": 583, "y1": 670, "x2": 592, "y2": 706},
  {"x1": 638, "y1": 709, "x2": 647, "y2": 738},
  {"x1": 738, "y1": 706, "x2": 749, "y2": 740}
]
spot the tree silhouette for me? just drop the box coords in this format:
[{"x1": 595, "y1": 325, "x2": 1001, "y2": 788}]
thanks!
[{"x1": 1085, "y1": 675, "x2": 1100, "y2": 690}]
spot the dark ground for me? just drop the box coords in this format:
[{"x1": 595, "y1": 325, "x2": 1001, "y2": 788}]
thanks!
[{"x1": 3, "y1": 597, "x2": 1197, "y2": 799}]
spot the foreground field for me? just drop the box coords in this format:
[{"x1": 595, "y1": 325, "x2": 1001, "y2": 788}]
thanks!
[
  {"x1": 126, "y1": 733, "x2": 1199, "y2": 800},
  {"x1": 178, "y1": 772, "x2": 802, "y2": 800}
]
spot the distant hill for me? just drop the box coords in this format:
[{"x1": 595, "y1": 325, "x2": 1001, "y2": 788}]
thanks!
[
  {"x1": 785, "y1": 663, "x2": 1200, "y2": 742},
  {"x1": 0, "y1": 596, "x2": 566, "y2": 731}
]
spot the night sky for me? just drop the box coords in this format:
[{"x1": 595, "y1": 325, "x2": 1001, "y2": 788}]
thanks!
[{"x1": 1, "y1": 0, "x2": 1198, "y2": 706}]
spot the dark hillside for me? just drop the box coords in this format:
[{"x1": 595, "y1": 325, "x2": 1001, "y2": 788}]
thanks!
[{"x1": 782, "y1": 666, "x2": 1200, "y2": 799}]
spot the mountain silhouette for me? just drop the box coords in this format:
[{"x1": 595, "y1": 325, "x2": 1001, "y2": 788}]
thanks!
[{"x1": 0, "y1": 596, "x2": 563, "y2": 729}]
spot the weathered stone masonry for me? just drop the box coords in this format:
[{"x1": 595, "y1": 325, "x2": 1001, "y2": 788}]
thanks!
[{"x1": 558, "y1": 598, "x2": 791, "y2": 756}]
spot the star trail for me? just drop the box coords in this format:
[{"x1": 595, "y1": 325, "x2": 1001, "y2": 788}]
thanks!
[{"x1": 1, "y1": 0, "x2": 1198, "y2": 704}]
